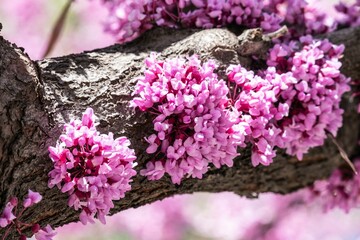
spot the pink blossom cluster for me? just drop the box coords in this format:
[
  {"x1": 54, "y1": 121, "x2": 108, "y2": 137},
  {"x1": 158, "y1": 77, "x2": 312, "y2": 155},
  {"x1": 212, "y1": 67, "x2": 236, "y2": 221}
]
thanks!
[
  {"x1": 0, "y1": 190, "x2": 56, "y2": 240},
  {"x1": 98, "y1": 0, "x2": 343, "y2": 43},
  {"x1": 335, "y1": 0, "x2": 360, "y2": 28},
  {"x1": 265, "y1": 0, "x2": 337, "y2": 37},
  {"x1": 131, "y1": 54, "x2": 244, "y2": 184},
  {"x1": 176, "y1": 0, "x2": 282, "y2": 32},
  {"x1": 101, "y1": 0, "x2": 154, "y2": 43},
  {"x1": 266, "y1": 36, "x2": 350, "y2": 159},
  {"x1": 226, "y1": 65, "x2": 296, "y2": 166},
  {"x1": 48, "y1": 108, "x2": 137, "y2": 224},
  {"x1": 308, "y1": 159, "x2": 360, "y2": 213},
  {"x1": 224, "y1": 36, "x2": 349, "y2": 164},
  {"x1": 132, "y1": 41, "x2": 350, "y2": 179},
  {"x1": 100, "y1": 0, "x2": 283, "y2": 43}
]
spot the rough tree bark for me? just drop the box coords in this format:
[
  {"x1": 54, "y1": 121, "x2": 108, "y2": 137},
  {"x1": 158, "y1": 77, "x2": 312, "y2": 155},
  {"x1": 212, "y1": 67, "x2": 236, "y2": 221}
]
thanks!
[{"x1": 0, "y1": 25, "x2": 360, "y2": 237}]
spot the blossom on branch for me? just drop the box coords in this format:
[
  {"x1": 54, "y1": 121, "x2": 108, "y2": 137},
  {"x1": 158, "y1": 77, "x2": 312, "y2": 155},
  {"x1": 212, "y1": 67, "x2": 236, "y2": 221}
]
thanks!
[
  {"x1": 131, "y1": 54, "x2": 244, "y2": 184},
  {"x1": 267, "y1": 36, "x2": 350, "y2": 159},
  {"x1": 48, "y1": 108, "x2": 137, "y2": 224},
  {"x1": 23, "y1": 189, "x2": 42, "y2": 208},
  {"x1": 226, "y1": 65, "x2": 296, "y2": 166},
  {"x1": 0, "y1": 199, "x2": 16, "y2": 228},
  {"x1": 308, "y1": 160, "x2": 360, "y2": 213},
  {"x1": 0, "y1": 191, "x2": 56, "y2": 240}
]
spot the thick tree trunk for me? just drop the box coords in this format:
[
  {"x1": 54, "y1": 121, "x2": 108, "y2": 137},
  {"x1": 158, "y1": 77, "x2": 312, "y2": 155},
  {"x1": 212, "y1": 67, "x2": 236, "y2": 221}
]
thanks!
[{"x1": 0, "y1": 26, "x2": 359, "y2": 237}]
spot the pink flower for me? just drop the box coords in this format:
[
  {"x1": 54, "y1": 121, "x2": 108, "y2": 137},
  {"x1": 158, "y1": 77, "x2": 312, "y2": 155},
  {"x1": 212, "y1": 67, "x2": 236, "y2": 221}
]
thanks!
[
  {"x1": 0, "y1": 191, "x2": 55, "y2": 239},
  {"x1": 48, "y1": 108, "x2": 137, "y2": 224},
  {"x1": 132, "y1": 55, "x2": 242, "y2": 183},
  {"x1": 334, "y1": 1, "x2": 360, "y2": 28},
  {"x1": 308, "y1": 159, "x2": 360, "y2": 213},
  {"x1": 0, "y1": 200, "x2": 16, "y2": 228},
  {"x1": 23, "y1": 190, "x2": 42, "y2": 208},
  {"x1": 267, "y1": 37, "x2": 350, "y2": 159},
  {"x1": 97, "y1": 0, "x2": 341, "y2": 43},
  {"x1": 99, "y1": 0, "x2": 284, "y2": 43},
  {"x1": 227, "y1": 35, "x2": 350, "y2": 165},
  {"x1": 226, "y1": 64, "x2": 292, "y2": 166}
]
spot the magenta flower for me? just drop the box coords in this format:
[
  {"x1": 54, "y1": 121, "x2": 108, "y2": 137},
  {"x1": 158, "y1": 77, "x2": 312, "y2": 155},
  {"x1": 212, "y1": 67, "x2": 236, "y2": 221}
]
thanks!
[
  {"x1": 97, "y1": 0, "x2": 340, "y2": 43},
  {"x1": 308, "y1": 159, "x2": 360, "y2": 213},
  {"x1": 132, "y1": 54, "x2": 243, "y2": 184},
  {"x1": 226, "y1": 35, "x2": 350, "y2": 164},
  {"x1": 105, "y1": 0, "x2": 350, "y2": 178},
  {"x1": 0, "y1": 200, "x2": 16, "y2": 228},
  {"x1": 265, "y1": 0, "x2": 336, "y2": 38},
  {"x1": 23, "y1": 189, "x2": 42, "y2": 208},
  {"x1": 48, "y1": 108, "x2": 137, "y2": 224},
  {"x1": 99, "y1": 0, "x2": 283, "y2": 43},
  {"x1": 335, "y1": 1, "x2": 360, "y2": 28},
  {"x1": 267, "y1": 36, "x2": 350, "y2": 159},
  {"x1": 226, "y1": 65, "x2": 295, "y2": 166},
  {"x1": 0, "y1": 191, "x2": 56, "y2": 239}
]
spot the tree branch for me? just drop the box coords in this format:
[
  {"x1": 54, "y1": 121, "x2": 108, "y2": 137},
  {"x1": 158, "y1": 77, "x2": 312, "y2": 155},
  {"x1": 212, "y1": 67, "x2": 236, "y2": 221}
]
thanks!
[{"x1": 1, "y1": 26, "x2": 360, "y2": 237}]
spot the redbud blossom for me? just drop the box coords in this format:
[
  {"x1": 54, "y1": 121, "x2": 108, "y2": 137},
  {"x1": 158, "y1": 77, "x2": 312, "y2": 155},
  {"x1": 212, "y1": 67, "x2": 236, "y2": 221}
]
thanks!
[
  {"x1": 48, "y1": 108, "x2": 137, "y2": 224},
  {"x1": 23, "y1": 189, "x2": 42, "y2": 208},
  {"x1": 267, "y1": 36, "x2": 350, "y2": 159},
  {"x1": 0, "y1": 201, "x2": 16, "y2": 228},
  {"x1": 308, "y1": 160, "x2": 360, "y2": 213},
  {"x1": 132, "y1": 54, "x2": 243, "y2": 184}
]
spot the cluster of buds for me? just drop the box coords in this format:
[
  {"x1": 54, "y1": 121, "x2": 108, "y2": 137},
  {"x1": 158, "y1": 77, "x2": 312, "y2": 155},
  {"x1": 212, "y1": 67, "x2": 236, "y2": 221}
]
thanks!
[{"x1": 0, "y1": 190, "x2": 56, "y2": 240}]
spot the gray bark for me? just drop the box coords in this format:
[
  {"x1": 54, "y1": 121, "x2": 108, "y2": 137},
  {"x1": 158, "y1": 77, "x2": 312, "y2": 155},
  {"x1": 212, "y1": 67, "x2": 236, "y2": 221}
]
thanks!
[{"x1": 0, "y1": 26, "x2": 359, "y2": 237}]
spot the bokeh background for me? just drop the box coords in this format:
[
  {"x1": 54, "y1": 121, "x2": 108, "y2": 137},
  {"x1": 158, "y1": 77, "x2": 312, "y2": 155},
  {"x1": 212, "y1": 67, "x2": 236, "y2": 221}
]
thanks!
[{"x1": 1, "y1": 0, "x2": 360, "y2": 239}]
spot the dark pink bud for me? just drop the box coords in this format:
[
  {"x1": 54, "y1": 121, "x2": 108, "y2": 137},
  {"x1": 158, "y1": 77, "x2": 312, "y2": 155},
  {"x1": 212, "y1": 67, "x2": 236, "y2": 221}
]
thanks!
[
  {"x1": 32, "y1": 223, "x2": 41, "y2": 233},
  {"x1": 10, "y1": 197, "x2": 18, "y2": 206}
]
